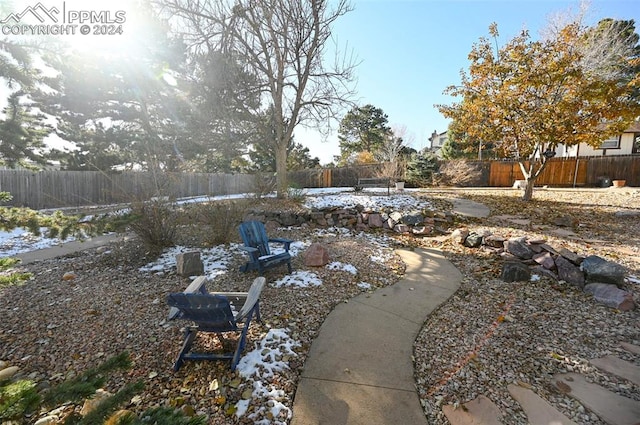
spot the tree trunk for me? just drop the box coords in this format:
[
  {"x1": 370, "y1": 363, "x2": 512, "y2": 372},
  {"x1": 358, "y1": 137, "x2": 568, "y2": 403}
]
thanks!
[
  {"x1": 275, "y1": 143, "x2": 288, "y2": 198},
  {"x1": 522, "y1": 176, "x2": 535, "y2": 201},
  {"x1": 518, "y1": 160, "x2": 535, "y2": 201},
  {"x1": 519, "y1": 155, "x2": 552, "y2": 201}
]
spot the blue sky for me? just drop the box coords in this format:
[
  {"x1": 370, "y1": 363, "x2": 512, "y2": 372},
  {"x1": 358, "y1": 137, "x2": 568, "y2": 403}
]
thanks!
[
  {"x1": 1, "y1": 0, "x2": 637, "y2": 165},
  {"x1": 300, "y1": 0, "x2": 640, "y2": 164}
]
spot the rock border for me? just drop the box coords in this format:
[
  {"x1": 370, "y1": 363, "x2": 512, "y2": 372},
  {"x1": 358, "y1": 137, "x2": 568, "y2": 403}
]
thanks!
[{"x1": 451, "y1": 228, "x2": 636, "y2": 311}]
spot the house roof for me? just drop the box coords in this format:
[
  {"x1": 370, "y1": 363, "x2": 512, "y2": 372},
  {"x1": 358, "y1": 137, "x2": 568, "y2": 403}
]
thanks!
[{"x1": 625, "y1": 121, "x2": 640, "y2": 132}]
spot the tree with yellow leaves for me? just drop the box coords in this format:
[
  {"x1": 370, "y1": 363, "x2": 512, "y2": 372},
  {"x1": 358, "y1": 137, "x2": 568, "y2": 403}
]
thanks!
[{"x1": 439, "y1": 20, "x2": 640, "y2": 200}]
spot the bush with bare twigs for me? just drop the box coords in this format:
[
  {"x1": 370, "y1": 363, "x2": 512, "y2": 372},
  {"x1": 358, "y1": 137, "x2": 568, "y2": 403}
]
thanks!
[
  {"x1": 191, "y1": 200, "x2": 248, "y2": 245},
  {"x1": 128, "y1": 199, "x2": 178, "y2": 254},
  {"x1": 252, "y1": 172, "x2": 276, "y2": 198},
  {"x1": 434, "y1": 160, "x2": 482, "y2": 187}
]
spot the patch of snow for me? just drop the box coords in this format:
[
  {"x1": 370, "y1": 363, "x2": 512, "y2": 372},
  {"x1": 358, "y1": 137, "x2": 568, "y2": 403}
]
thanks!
[
  {"x1": 235, "y1": 399, "x2": 251, "y2": 418},
  {"x1": 245, "y1": 381, "x2": 292, "y2": 424},
  {"x1": 138, "y1": 244, "x2": 239, "y2": 280},
  {"x1": 370, "y1": 252, "x2": 392, "y2": 264},
  {"x1": 312, "y1": 227, "x2": 352, "y2": 237},
  {"x1": 281, "y1": 240, "x2": 309, "y2": 257},
  {"x1": 358, "y1": 282, "x2": 373, "y2": 290},
  {"x1": 326, "y1": 261, "x2": 358, "y2": 275},
  {"x1": 304, "y1": 190, "x2": 430, "y2": 210},
  {"x1": 272, "y1": 271, "x2": 322, "y2": 288},
  {"x1": 235, "y1": 329, "x2": 300, "y2": 422},
  {"x1": 0, "y1": 227, "x2": 76, "y2": 257}
]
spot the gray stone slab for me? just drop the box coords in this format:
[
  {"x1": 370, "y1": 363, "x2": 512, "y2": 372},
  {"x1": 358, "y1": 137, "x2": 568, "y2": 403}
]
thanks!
[
  {"x1": 590, "y1": 356, "x2": 640, "y2": 386},
  {"x1": 291, "y1": 378, "x2": 425, "y2": 425},
  {"x1": 553, "y1": 373, "x2": 640, "y2": 425},
  {"x1": 300, "y1": 301, "x2": 417, "y2": 390},
  {"x1": 621, "y1": 342, "x2": 640, "y2": 355},
  {"x1": 509, "y1": 218, "x2": 532, "y2": 226},
  {"x1": 451, "y1": 198, "x2": 490, "y2": 218},
  {"x1": 442, "y1": 395, "x2": 502, "y2": 425},
  {"x1": 508, "y1": 384, "x2": 577, "y2": 425},
  {"x1": 549, "y1": 228, "x2": 580, "y2": 238}
]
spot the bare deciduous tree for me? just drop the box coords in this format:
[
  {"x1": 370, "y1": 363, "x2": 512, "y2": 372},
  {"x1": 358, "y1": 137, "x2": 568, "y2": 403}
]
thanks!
[
  {"x1": 542, "y1": 1, "x2": 639, "y2": 83},
  {"x1": 159, "y1": 0, "x2": 358, "y2": 197},
  {"x1": 375, "y1": 126, "x2": 414, "y2": 183}
]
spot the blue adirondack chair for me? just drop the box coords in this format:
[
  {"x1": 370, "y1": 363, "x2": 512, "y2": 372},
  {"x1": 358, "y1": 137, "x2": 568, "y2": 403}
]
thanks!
[
  {"x1": 166, "y1": 277, "x2": 265, "y2": 371},
  {"x1": 238, "y1": 220, "x2": 293, "y2": 274}
]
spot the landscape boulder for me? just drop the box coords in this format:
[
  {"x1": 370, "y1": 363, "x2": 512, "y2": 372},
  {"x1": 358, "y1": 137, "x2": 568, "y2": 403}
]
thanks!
[
  {"x1": 176, "y1": 251, "x2": 204, "y2": 277},
  {"x1": 412, "y1": 226, "x2": 433, "y2": 236},
  {"x1": 0, "y1": 365, "x2": 19, "y2": 381},
  {"x1": 451, "y1": 228, "x2": 469, "y2": 244},
  {"x1": 368, "y1": 213, "x2": 384, "y2": 228},
  {"x1": 584, "y1": 283, "x2": 635, "y2": 311},
  {"x1": 502, "y1": 262, "x2": 531, "y2": 282},
  {"x1": 484, "y1": 235, "x2": 506, "y2": 248},
  {"x1": 553, "y1": 215, "x2": 576, "y2": 227},
  {"x1": 533, "y1": 252, "x2": 555, "y2": 270},
  {"x1": 303, "y1": 243, "x2": 330, "y2": 267},
  {"x1": 581, "y1": 255, "x2": 626, "y2": 286},
  {"x1": 555, "y1": 255, "x2": 585, "y2": 290},
  {"x1": 504, "y1": 237, "x2": 535, "y2": 260},
  {"x1": 400, "y1": 211, "x2": 424, "y2": 226},
  {"x1": 464, "y1": 232, "x2": 483, "y2": 248},
  {"x1": 558, "y1": 248, "x2": 583, "y2": 265},
  {"x1": 393, "y1": 223, "x2": 411, "y2": 233}
]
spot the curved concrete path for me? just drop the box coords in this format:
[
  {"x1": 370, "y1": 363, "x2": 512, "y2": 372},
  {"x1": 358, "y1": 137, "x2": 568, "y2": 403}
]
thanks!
[{"x1": 291, "y1": 248, "x2": 462, "y2": 425}]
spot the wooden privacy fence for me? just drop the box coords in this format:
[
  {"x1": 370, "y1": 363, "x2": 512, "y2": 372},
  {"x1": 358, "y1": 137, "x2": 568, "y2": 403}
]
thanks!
[
  {"x1": 289, "y1": 163, "x2": 385, "y2": 188},
  {"x1": 488, "y1": 159, "x2": 588, "y2": 187},
  {"x1": 2, "y1": 156, "x2": 638, "y2": 210},
  {"x1": 488, "y1": 156, "x2": 639, "y2": 187},
  {"x1": 290, "y1": 156, "x2": 640, "y2": 189},
  {"x1": 0, "y1": 170, "x2": 256, "y2": 209}
]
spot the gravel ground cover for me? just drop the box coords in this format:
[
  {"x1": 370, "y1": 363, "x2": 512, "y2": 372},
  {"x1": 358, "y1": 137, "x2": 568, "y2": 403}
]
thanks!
[
  {"x1": 412, "y1": 188, "x2": 640, "y2": 424},
  {"x1": 1, "y1": 210, "x2": 406, "y2": 424},
  {"x1": 1, "y1": 187, "x2": 639, "y2": 424}
]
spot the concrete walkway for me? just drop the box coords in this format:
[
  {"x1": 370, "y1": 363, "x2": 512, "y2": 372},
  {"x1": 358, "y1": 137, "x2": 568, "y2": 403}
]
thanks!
[{"x1": 291, "y1": 248, "x2": 462, "y2": 425}]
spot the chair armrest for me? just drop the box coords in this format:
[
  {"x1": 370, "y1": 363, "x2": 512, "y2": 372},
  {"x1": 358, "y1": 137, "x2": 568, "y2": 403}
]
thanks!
[
  {"x1": 208, "y1": 292, "x2": 248, "y2": 298},
  {"x1": 238, "y1": 246, "x2": 260, "y2": 259},
  {"x1": 236, "y1": 277, "x2": 266, "y2": 322},
  {"x1": 238, "y1": 246, "x2": 258, "y2": 253},
  {"x1": 269, "y1": 238, "x2": 292, "y2": 250}
]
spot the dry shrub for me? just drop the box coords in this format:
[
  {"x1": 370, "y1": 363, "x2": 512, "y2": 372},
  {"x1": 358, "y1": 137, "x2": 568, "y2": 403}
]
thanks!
[
  {"x1": 435, "y1": 160, "x2": 482, "y2": 187},
  {"x1": 251, "y1": 172, "x2": 276, "y2": 198},
  {"x1": 375, "y1": 160, "x2": 406, "y2": 183},
  {"x1": 128, "y1": 199, "x2": 177, "y2": 254},
  {"x1": 192, "y1": 200, "x2": 248, "y2": 245}
]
